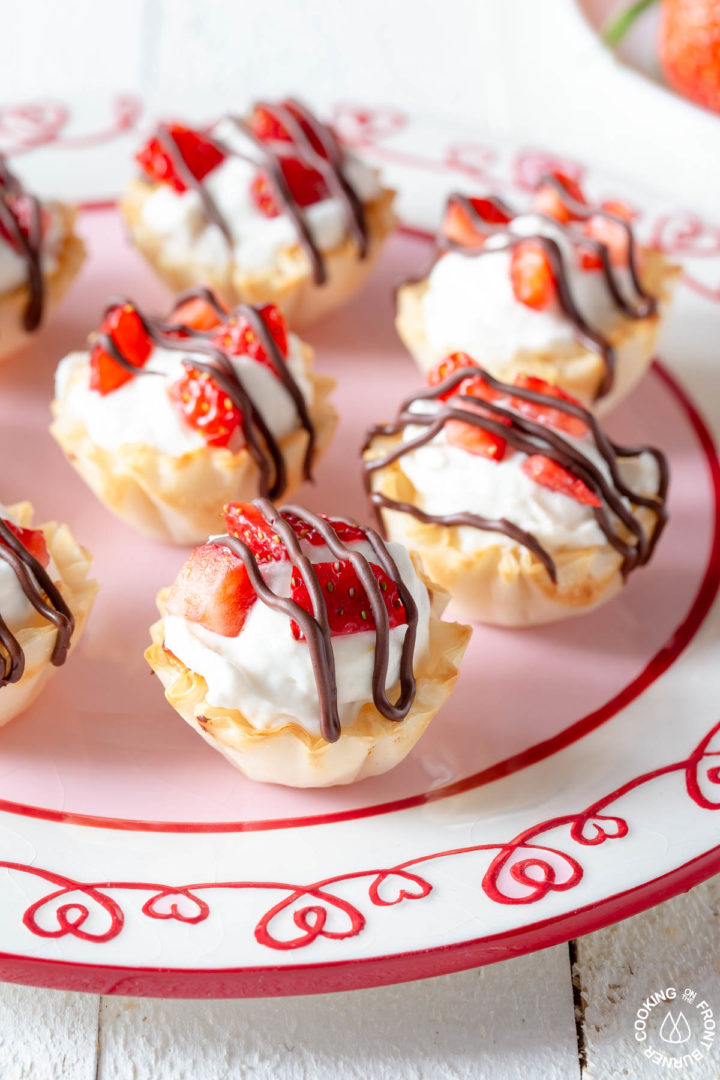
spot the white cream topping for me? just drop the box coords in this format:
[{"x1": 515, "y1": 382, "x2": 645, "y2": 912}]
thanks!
[
  {"x1": 54, "y1": 333, "x2": 314, "y2": 457},
  {"x1": 139, "y1": 118, "x2": 381, "y2": 274},
  {"x1": 422, "y1": 213, "x2": 640, "y2": 364},
  {"x1": 0, "y1": 203, "x2": 65, "y2": 296},
  {"x1": 163, "y1": 537, "x2": 431, "y2": 737},
  {"x1": 0, "y1": 504, "x2": 61, "y2": 633},
  {"x1": 397, "y1": 399, "x2": 659, "y2": 555}
]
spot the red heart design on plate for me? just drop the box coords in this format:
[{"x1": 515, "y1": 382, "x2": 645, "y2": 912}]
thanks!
[
  {"x1": 570, "y1": 814, "x2": 628, "y2": 846},
  {"x1": 444, "y1": 142, "x2": 497, "y2": 178},
  {"x1": 512, "y1": 149, "x2": 585, "y2": 192},
  {"x1": 0, "y1": 101, "x2": 68, "y2": 153},
  {"x1": 143, "y1": 889, "x2": 209, "y2": 924},
  {"x1": 650, "y1": 212, "x2": 720, "y2": 303},
  {"x1": 369, "y1": 870, "x2": 432, "y2": 906},
  {"x1": 331, "y1": 105, "x2": 407, "y2": 147}
]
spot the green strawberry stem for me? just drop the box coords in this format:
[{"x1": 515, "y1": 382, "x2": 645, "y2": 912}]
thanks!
[{"x1": 604, "y1": 0, "x2": 658, "y2": 47}]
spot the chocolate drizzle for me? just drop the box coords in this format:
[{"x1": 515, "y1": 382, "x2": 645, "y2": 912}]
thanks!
[
  {"x1": 210, "y1": 500, "x2": 418, "y2": 743},
  {"x1": 429, "y1": 182, "x2": 659, "y2": 400},
  {"x1": 150, "y1": 100, "x2": 370, "y2": 286},
  {"x1": 96, "y1": 291, "x2": 317, "y2": 500},
  {"x1": 362, "y1": 365, "x2": 669, "y2": 584},
  {"x1": 0, "y1": 518, "x2": 74, "y2": 688},
  {"x1": 0, "y1": 156, "x2": 45, "y2": 331}
]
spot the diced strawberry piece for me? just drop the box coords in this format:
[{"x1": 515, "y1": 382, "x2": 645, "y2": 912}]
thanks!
[
  {"x1": 512, "y1": 375, "x2": 588, "y2": 437},
  {"x1": 169, "y1": 294, "x2": 228, "y2": 333},
  {"x1": 289, "y1": 560, "x2": 407, "y2": 640},
  {"x1": 521, "y1": 455, "x2": 601, "y2": 506},
  {"x1": 533, "y1": 170, "x2": 587, "y2": 223},
  {"x1": 427, "y1": 353, "x2": 480, "y2": 398},
  {"x1": 600, "y1": 200, "x2": 634, "y2": 222},
  {"x1": 583, "y1": 213, "x2": 631, "y2": 268},
  {"x1": 1, "y1": 521, "x2": 49, "y2": 567},
  {"x1": 136, "y1": 124, "x2": 225, "y2": 193},
  {"x1": 577, "y1": 244, "x2": 604, "y2": 272},
  {"x1": 168, "y1": 369, "x2": 242, "y2": 449},
  {"x1": 455, "y1": 374, "x2": 504, "y2": 404},
  {"x1": 510, "y1": 241, "x2": 556, "y2": 310},
  {"x1": 446, "y1": 418, "x2": 507, "y2": 461},
  {"x1": 89, "y1": 304, "x2": 152, "y2": 395},
  {"x1": 223, "y1": 504, "x2": 367, "y2": 561},
  {"x1": 0, "y1": 195, "x2": 49, "y2": 252},
  {"x1": 442, "y1": 201, "x2": 486, "y2": 250},
  {"x1": 211, "y1": 304, "x2": 288, "y2": 376},
  {"x1": 165, "y1": 543, "x2": 255, "y2": 637},
  {"x1": 251, "y1": 102, "x2": 328, "y2": 157},
  {"x1": 250, "y1": 157, "x2": 328, "y2": 217}
]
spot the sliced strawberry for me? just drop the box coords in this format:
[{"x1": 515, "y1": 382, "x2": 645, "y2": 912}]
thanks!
[
  {"x1": 446, "y1": 412, "x2": 507, "y2": 461},
  {"x1": 442, "y1": 201, "x2": 486, "y2": 250},
  {"x1": 211, "y1": 304, "x2": 288, "y2": 376},
  {"x1": 289, "y1": 560, "x2": 407, "y2": 640},
  {"x1": 136, "y1": 124, "x2": 225, "y2": 193},
  {"x1": 521, "y1": 455, "x2": 601, "y2": 506},
  {"x1": 533, "y1": 170, "x2": 587, "y2": 223},
  {"x1": 512, "y1": 374, "x2": 588, "y2": 437},
  {"x1": 89, "y1": 304, "x2": 152, "y2": 395},
  {"x1": 165, "y1": 543, "x2": 255, "y2": 637},
  {"x1": 251, "y1": 102, "x2": 328, "y2": 157},
  {"x1": 169, "y1": 294, "x2": 228, "y2": 333},
  {"x1": 583, "y1": 212, "x2": 631, "y2": 268},
  {"x1": 510, "y1": 241, "x2": 556, "y2": 310},
  {"x1": 168, "y1": 369, "x2": 242, "y2": 449},
  {"x1": 427, "y1": 353, "x2": 480, "y2": 398},
  {"x1": 0, "y1": 194, "x2": 49, "y2": 252},
  {"x1": 600, "y1": 200, "x2": 634, "y2": 222},
  {"x1": 455, "y1": 373, "x2": 504, "y2": 404},
  {"x1": 223, "y1": 503, "x2": 367, "y2": 561},
  {"x1": 250, "y1": 158, "x2": 328, "y2": 217},
  {"x1": 1, "y1": 521, "x2": 49, "y2": 567}
]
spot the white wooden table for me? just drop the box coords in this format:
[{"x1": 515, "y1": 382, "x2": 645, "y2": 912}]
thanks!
[{"x1": 0, "y1": 877, "x2": 716, "y2": 1079}]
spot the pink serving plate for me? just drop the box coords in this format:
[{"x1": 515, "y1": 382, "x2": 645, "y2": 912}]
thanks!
[{"x1": 0, "y1": 103, "x2": 718, "y2": 997}]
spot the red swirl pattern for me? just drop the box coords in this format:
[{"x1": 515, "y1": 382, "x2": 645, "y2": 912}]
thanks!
[{"x1": 1, "y1": 718, "x2": 717, "y2": 952}]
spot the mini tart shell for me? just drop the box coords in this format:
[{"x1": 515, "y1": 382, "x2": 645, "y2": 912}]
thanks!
[
  {"x1": 363, "y1": 436, "x2": 663, "y2": 627},
  {"x1": 50, "y1": 345, "x2": 337, "y2": 546},
  {"x1": 395, "y1": 250, "x2": 680, "y2": 415},
  {"x1": 0, "y1": 204, "x2": 85, "y2": 362},
  {"x1": 145, "y1": 567, "x2": 471, "y2": 788},
  {"x1": 120, "y1": 182, "x2": 397, "y2": 329},
  {"x1": 0, "y1": 502, "x2": 98, "y2": 728}
]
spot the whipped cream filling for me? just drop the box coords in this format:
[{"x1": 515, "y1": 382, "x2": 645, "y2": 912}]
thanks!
[
  {"x1": 139, "y1": 118, "x2": 382, "y2": 274},
  {"x1": 54, "y1": 333, "x2": 314, "y2": 457},
  {"x1": 397, "y1": 400, "x2": 660, "y2": 555},
  {"x1": 163, "y1": 537, "x2": 431, "y2": 737},
  {"x1": 422, "y1": 213, "x2": 641, "y2": 364},
  {"x1": 0, "y1": 203, "x2": 65, "y2": 296},
  {"x1": 0, "y1": 504, "x2": 61, "y2": 634}
]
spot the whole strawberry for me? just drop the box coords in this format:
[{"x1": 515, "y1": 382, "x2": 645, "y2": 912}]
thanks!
[{"x1": 606, "y1": 0, "x2": 720, "y2": 115}]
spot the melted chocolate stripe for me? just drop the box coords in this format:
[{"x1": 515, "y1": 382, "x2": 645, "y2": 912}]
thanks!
[
  {"x1": 155, "y1": 124, "x2": 233, "y2": 245},
  {"x1": 0, "y1": 156, "x2": 44, "y2": 331},
  {"x1": 209, "y1": 499, "x2": 419, "y2": 742},
  {"x1": 362, "y1": 366, "x2": 668, "y2": 580},
  {"x1": 0, "y1": 518, "x2": 74, "y2": 688}
]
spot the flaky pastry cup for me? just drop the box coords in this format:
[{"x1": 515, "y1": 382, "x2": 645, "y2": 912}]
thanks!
[
  {"x1": 364, "y1": 439, "x2": 662, "y2": 627},
  {"x1": 396, "y1": 250, "x2": 680, "y2": 415},
  {"x1": 145, "y1": 566, "x2": 472, "y2": 788},
  {"x1": 50, "y1": 348, "x2": 337, "y2": 546},
  {"x1": 0, "y1": 502, "x2": 98, "y2": 728},
  {"x1": 0, "y1": 205, "x2": 85, "y2": 363},
  {"x1": 121, "y1": 183, "x2": 397, "y2": 329}
]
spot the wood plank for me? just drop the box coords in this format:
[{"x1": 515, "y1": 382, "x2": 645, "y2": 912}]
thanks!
[
  {"x1": 574, "y1": 877, "x2": 720, "y2": 1078},
  {"x1": 97, "y1": 945, "x2": 579, "y2": 1080},
  {"x1": 0, "y1": 985, "x2": 98, "y2": 1080}
]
